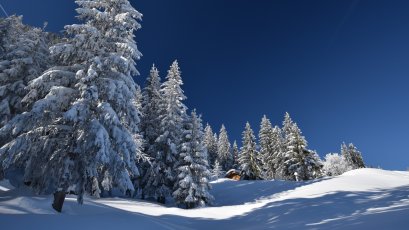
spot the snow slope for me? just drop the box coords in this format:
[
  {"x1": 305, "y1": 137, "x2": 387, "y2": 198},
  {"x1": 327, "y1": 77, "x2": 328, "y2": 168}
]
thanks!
[{"x1": 1, "y1": 168, "x2": 409, "y2": 229}]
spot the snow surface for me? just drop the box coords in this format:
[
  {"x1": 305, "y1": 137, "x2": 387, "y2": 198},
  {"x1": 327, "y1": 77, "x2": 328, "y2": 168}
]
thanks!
[{"x1": 1, "y1": 168, "x2": 409, "y2": 229}]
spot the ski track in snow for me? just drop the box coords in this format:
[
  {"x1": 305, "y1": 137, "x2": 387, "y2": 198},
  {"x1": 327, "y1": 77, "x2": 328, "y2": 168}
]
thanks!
[{"x1": 1, "y1": 168, "x2": 409, "y2": 229}]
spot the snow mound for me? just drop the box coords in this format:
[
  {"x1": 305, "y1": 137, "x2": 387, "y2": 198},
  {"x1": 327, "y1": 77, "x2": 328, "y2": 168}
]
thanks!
[{"x1": 1, "y1": 168, "x2": 409, "y2": 229}]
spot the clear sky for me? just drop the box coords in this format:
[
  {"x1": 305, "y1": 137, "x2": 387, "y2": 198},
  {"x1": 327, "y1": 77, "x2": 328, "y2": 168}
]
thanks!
[{"x1": 2, "y1": 0, "x2": 409, "y2": 170}]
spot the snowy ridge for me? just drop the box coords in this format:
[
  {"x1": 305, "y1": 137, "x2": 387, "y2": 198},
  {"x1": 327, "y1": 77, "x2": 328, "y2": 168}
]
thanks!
[{"x1": 1, "y1": 168, "x2": 409, "y2": 229}]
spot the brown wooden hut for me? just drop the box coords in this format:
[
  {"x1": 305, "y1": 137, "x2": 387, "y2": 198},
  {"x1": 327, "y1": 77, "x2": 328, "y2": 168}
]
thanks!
[{"x1": 225, "y1": 169, "x2": 241, "y2": 180}]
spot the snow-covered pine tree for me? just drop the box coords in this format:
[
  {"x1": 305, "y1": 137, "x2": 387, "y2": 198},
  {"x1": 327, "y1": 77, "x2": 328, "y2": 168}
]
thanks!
[
  {"x1": 204, "y1": 124, "x2": 218, "y2": 168},
  {"x1": 280, "y1": 112, "x2": 322, "y2": 181},
  {"x1": 259, "y1": 115, "x2": 275, "y2": 179},
  {"x1": 232, "y1": 140, "x2": 240, "y2": 169},
  {"x1": 341, "y1": 143, "x2": 365, "y2": 169},
  {"x1": 270, "y1": 126, "x2": 285, "y2": 179},
  {"x1": 0, "y1": 15, "x2": 50, "y2": 127},
  {"x1": 139, "y1": 64, "x2": 162, "y2": 197},
  {"x1": 173, "y1": 110, "x2": 213, "y2": 209},
  {"x1": 239, "y1": 122, "x2": 261, "y2": 180},
  {"x1": 0, "y1": 0, "x2": 146, "y2": 203},
  {"x1": 217, "y1": 124, "x2": 233, "y2": 171},
  {"x1": 211, "y1": 160, "x2": 223, "y2": 179},
  {"x1": 143, "y1": 60, "x2": 187, "y2": 204}
]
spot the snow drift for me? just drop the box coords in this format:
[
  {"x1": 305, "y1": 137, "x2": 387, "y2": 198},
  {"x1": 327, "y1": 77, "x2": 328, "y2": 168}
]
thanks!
[{"x1": 1, "y1": 168, "x2": 409, "y2": 229}]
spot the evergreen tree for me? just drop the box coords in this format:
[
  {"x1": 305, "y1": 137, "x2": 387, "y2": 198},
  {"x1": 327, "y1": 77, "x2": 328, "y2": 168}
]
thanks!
[
  {"x1": 204, "y1": 124, "x2": 218, "y2": 168},
  {"x1": 173, "y1": 110, "x2": 213, "y2": 209},
  {"x1": 232, "y1": 140, "x2": 240, "y2": 169},
  {"x1": 143, "y1": 60, "x2": 187, "y2": 203},
  {"x1": 261, "y1": 123, "x2": 284, "y2": 180},
  {"x1": 0, "y1": 15, "x2": 50, "y2": 127},
  {"x1": 259, "y1": 115, "x2": 274, "y2": 179},
  {"x1": 139, "y1": 64, "x2": 162, "y2": 197},
  {"x1": 239, "y1": 122, "x2": 261, "y2": 180},
  {"x1": 211, "y1": 160, "x2": 223, "y2": 179},
  {"x1": 217, "y1": 124, "x2": 233, "y2": 170},
  {"x1": 280, "y1": 113, "x2": 322, "y2": 181},
  {"x1": 0, "y1": 0, "x2": 145, "y2": 203},
  {"x1": 341, "y1": 143, "x2": 365, "y2": 169}
]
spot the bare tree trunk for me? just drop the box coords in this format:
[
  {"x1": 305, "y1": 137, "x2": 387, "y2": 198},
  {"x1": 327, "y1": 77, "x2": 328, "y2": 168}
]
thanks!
[{"x1": 52, "y1": 191, "x2": 66, "y2": 213}]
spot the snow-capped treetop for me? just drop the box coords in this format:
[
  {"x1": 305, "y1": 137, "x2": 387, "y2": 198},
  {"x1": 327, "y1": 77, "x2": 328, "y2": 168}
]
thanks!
[
  {"x1": 341, "y1": 143, "x2": 365, "y2": 169},
  {"x1": 232, "y1": 140, "x2": 240, "y2": 169},
  {"x1": 143, "y1": 60, "x2": 188, "y2": 204},
  {"x1": 280, "y1": 112, "x2": 322, "y2": 180},
  {"x1": 259, "y1": 115, "x2": 274, "y2": 175},
  {"x1": 173, "y1": 110, "x2": 213, "y2": 208},
  {"x1": 0, "y1": 0, "x2": 145, "y2": 204},
  {"x1": 282, "y1": 112, "x2": 294, "y2": 137},
  {"x1": 0, "y1": 15, "x2": 50, "y2": 127},
  {"x1": 217, "y1": 124, "x2": 232, "y2": 170},
  {"x1": 141, "y1": 64, "x2": 162, "y2": 156},
  {"x1": 239, "y1": 122, "x2": 261, "y2": 180},
  {"x1": 204, "y1": 123, "x2": 218, "y2": 167}
]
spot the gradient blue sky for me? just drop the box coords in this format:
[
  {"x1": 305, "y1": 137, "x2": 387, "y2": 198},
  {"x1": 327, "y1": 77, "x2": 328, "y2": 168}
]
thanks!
[{"x1": 2, "y1": 0, "x2": 409, "y2": 170}]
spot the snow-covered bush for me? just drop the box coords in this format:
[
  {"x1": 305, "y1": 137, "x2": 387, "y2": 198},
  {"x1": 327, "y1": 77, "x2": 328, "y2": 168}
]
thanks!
[{"x1": 323, "y1": 153, "x2": 351, "y2": 176}]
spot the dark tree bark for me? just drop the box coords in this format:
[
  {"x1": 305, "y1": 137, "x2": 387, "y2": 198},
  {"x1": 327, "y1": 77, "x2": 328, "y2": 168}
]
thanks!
[
  {"x1": 52, "y1": 191, "x2": 66, "y2": 213},
  {"x1": 157, "y1": 196, "x2": 166, "y2": 204}
]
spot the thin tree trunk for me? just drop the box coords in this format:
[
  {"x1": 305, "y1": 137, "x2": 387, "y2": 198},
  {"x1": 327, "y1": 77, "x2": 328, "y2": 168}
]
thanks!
[{"x1": 52, "y1": 191, "x2": 66, "y2": 213}]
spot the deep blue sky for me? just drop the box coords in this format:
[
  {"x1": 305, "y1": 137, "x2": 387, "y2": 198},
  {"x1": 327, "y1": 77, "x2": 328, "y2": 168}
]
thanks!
[{"x1": 2, "y1": 0, "x2": 409, "y2": 170}]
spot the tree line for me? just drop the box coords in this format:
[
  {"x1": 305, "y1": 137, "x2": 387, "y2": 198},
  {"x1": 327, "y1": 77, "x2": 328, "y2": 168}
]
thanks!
[{"x1": 0, "y1": 0, "x2": 365, "y2": 210}]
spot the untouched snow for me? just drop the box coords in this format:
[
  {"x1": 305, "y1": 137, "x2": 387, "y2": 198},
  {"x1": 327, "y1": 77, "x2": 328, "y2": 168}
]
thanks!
[{"x1": 1, "y1": 168, "x2": 409, "y2": 229}]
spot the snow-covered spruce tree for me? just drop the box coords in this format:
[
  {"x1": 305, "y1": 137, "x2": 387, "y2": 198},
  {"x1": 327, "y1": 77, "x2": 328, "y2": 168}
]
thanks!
[
  {"x1": 0, "y1": 0, "x2": 146, "y2": 203},
  {"x1": 322, "y1": 153, "x2": 351, "y2": 176},
  {"x1": 211, "y1": 160, "x2": 223, "y2": 179},
  {"x1": 232, "y1": 140, "x2": 240, "y2": 169},
  {"x1": 217, "y1": 124, "x2": 233, "y2": 170},
  {"x1": 143, "y1": 60, "x2": 187, "y2": 204},
  {"x1": 0, "y1": 15, "x2": 50, "y2": 127},
  {"x1": 259, "y1": 115, "x2": 275, "y2": 179},
  {"x1": 173, "y1": 110, "x2": 213, "y2": 208},
  {"x1": 341, "y1": 143, "x2": 365, "y2": 169},
  {"x1": 280, "y1": 113, "x2": 322, "y2": 181},
  {"x1": 204, "y1": 124, "x2": 218, "y2": 168},
  {"x1": 239, "y1": 122, "x2": 261, "y2": 180},
  {"x1": 270, "y1": 126, "x2": 285, "y2": 179},
  {"x1": 139, "y1": 64, "x2": 162, "y2": 198}
]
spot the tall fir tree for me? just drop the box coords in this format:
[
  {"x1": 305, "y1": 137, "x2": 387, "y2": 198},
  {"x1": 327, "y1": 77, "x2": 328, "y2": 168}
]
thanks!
[
  {"x1": 0, "y1": 16, "x2": 50, "y2": 127},
  {"x1": 259, "y1": 115, "x2": 275, "y2": 179},
  {"x1": 270, "y1": 126, "x2": 284, "y2": 179},
  {"x1": 341, "y1": 143, "x2": 365, "y2": 169},
  {"x1": 139, "y1": 64, "x2": 162, "y2": 197},
  {"x1": 0, "y1": 0, "x2": 146, "y2": 203},
  {"x1": 217, "y1": 124, "x2": 233, "y2": 170},
  {"x1": 232, "y1": 140, "x2": 240, "y2": 169},
  {"x1": 143, "y1": 60, "x2": 187, "y2": 203},
  {"x1": 204, "y1": 124, "x2": 218, "y2": 168},
  {"x1": 239, "y1": 122, "x2": 261, "y2": 180},
  {"x1": 173, "y1": 110, "x2": 213, "y2": 208},
  {"x1": 280, "y1": 113, "x2": 322, "y2": 181},
  {"x1": 211, "y1": 159, "x2": 223, "y2": 179}
]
